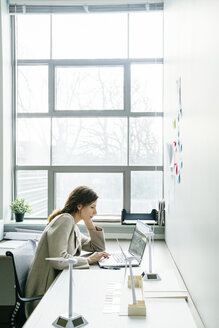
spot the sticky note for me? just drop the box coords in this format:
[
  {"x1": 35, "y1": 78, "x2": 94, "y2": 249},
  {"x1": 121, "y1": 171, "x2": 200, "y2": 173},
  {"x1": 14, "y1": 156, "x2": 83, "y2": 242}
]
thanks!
[{"x1": 177, "y1": 174, "x2": 181, "y2": 184}]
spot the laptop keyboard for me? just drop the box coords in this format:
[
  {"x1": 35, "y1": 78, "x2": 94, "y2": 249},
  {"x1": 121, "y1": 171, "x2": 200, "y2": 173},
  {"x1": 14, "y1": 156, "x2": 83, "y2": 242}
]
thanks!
[{"x1": 112, "y1": 253, "x2": 126, "y2": 263}]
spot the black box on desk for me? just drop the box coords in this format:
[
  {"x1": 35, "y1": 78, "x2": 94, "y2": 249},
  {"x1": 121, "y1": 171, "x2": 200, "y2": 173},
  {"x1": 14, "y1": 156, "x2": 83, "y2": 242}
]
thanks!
[{"x1": 121, "y1": 209, "x2": 158, "y2": 225}]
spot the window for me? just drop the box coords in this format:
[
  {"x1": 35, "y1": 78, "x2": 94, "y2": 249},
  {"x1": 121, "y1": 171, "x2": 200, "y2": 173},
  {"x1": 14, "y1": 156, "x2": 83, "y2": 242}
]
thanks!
[{"x1": 12, "y1": 8, "x2": 163, "y2": 219}]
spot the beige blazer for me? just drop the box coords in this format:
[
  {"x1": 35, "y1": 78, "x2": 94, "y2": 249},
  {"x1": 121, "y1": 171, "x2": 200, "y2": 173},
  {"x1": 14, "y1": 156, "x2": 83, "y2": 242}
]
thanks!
[{"x1": 25, "y1": 213, "x2": 105, "y2": 318}]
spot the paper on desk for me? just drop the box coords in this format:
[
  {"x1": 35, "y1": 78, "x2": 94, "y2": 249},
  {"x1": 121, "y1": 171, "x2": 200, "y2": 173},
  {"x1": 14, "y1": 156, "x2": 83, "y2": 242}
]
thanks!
[
  {"x1": 144, "y1": 298, "x2": 197, "y2": 328},
  {"x1": 103, "y1": 282, "x2": 121, "y2": 314},
  {"x1": 144, "y1": 291, "x2": 188, "y2": 299},
  {"x1": 0, "y1": 239, "x2": 27, "y2": 249}
]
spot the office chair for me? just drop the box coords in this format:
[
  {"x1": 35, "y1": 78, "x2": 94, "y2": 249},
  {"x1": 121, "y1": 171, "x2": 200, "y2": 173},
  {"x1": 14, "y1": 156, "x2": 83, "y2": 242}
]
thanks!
[{"x1": 6, "y1": 240, "x2": 43, "y2": 328}]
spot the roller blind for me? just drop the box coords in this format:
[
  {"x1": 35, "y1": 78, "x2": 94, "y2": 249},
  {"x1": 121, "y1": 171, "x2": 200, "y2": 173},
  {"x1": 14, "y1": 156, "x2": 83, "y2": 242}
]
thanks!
[
  {"x1": 9, "y1": 1, "x2": 163, "y2": 14},
  {"x1": 9, "y1": 0, "x2": 163, "y2": 4}
]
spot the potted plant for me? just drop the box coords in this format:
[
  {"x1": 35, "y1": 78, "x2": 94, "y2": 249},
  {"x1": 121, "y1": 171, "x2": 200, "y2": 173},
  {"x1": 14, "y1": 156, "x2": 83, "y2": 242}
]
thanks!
[{"x1": 10, "y1": 198, "x2": 32, "y2": 222}]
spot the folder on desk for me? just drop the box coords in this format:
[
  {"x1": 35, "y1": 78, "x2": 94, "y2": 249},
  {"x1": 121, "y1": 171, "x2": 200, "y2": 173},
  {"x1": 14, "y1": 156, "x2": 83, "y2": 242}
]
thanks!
[
  {"x1": 4, "y1": 231, "x2": 42, "y2": 241},
  {"x1": 0, "y1": 221, "x2": 3, "y2": 241}
]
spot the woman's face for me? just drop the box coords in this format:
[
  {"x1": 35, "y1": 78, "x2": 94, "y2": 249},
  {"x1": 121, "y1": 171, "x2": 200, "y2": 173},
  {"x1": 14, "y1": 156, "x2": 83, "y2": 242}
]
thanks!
[{"x1": 79, "y1": 200, "x2": 97, "y2": 221}]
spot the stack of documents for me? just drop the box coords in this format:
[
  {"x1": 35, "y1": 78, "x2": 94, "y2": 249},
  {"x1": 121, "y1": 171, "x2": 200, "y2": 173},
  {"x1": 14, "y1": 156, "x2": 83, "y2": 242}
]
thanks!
[
  {"x1": 0, "y1": 239, "x2": 27, "y2": 249},
  {"x1": 4, "y1": 230, "x2": 42, "y2": 241},
  {"x1": 0, "y1": 220, "x2": 3, "y2": 241},
  {"x1": 158, "y1": 200, "x2": 165, "y2": 226}
]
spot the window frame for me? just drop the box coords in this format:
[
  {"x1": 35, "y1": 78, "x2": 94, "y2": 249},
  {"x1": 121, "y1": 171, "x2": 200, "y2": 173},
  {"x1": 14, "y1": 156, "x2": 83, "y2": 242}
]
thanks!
[{"x1": 12, "y1": 12, "x2": 164, "y2": 220}]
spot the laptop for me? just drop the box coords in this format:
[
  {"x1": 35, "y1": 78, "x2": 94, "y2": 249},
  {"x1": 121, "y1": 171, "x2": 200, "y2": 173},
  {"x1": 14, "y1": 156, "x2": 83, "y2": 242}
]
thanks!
[{"x1": 98, "y1": 221, "x2": 147, "y2": 268}]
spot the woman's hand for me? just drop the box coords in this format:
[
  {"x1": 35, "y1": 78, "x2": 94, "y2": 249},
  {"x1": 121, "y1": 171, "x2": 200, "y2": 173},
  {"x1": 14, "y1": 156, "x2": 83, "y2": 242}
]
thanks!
[
  {"x1": 87, "y1": 251, "x2": 110, "y2": 265},
  {"x1": 83, "y1": 217, "x2": 96, "y2": 230}
]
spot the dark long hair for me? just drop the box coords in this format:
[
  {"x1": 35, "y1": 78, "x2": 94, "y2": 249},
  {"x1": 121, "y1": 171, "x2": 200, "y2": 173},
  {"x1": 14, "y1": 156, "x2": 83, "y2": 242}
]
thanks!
[{"x1": 48, "y1": 186, "x2": 98, "y2": 224}]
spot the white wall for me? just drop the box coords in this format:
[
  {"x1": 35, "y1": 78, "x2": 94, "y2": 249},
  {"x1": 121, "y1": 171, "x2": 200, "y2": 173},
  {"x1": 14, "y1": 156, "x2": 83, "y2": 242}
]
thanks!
[
  {"x1": 0, "y1": 0, "x2": 12, "y2": 222},
  {"x1": 164, "y1": 1, "x2": 219, "y2": 327}
]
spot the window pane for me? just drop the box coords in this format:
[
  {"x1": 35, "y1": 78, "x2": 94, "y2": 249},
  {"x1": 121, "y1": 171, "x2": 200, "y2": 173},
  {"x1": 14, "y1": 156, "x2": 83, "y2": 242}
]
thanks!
[
  {"x1": 17, "y1": 118, "x2": 50, "y2": 165},
  {"x1": 52, "y1": 118, "x2": 127, "y2": 165},
  {"x1": 52, "y1": 14, "x2": 127, "y2": 59},
  {"x1": 129, "y1": 11, "x2": 163, "y2": 58},
  {"x1": 129, "y1": 117, "x2": 162, "y2": 165},
  {"x1": 17, "y1": 65, "x2": 48, "y2": 113},
  {"x1": 131, "y1": 64, "x2": 163, "y2": 112},
  {"x1": 17, "y1": 171, "x2": 48, "y2": 218},
  {"x1": 55, "y1": 173, "x2": 123, "y2": 215},
  {"x1": 131, "y1": 171, "x2": 162, "y2": 213},
  {"x1": 55, "y1": 66, "x2": 124, "y2": 110},
  {"x1": 17, "y1": 15, "x2": 50, "y2": 59}
]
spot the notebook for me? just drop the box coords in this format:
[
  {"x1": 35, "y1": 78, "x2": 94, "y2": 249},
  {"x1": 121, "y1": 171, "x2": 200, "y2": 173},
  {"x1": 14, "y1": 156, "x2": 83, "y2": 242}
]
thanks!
[{"x1": 98, "y1": 221, "x2": 147, "y2": 268}]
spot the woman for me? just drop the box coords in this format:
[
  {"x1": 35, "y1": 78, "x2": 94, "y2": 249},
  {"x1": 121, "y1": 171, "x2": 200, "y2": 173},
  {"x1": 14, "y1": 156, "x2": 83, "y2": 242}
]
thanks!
[{"x1": 25, "y1": 186, "x2": 109, "y2": 318}]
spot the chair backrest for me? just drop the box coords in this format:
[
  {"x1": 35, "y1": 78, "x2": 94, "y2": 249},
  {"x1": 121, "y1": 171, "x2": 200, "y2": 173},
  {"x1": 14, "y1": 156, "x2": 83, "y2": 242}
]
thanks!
[{"x1": 6, "y1": 240, "x2": 37, "y2": 299}]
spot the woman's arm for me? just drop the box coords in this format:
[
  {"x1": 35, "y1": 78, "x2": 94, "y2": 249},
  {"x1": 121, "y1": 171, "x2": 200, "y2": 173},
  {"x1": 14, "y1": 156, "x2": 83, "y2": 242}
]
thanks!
[
  {"x1": 47, "y1": 214, "x2": 89, "y2": 269},
  {"x1": 81, "y1": 225, "x2": 106, "y2": 252}
]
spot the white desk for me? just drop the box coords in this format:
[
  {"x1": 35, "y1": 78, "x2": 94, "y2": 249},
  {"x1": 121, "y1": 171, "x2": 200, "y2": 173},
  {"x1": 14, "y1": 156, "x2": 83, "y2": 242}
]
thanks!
[{"x1": 23, "y1": 241, "x2": 198, "y2": 328}]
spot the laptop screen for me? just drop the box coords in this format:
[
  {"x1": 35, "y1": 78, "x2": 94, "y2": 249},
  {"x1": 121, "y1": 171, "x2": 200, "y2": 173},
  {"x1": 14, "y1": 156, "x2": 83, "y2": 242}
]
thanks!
[{"x1": 128, "y1": 223, "x2": 147, "y2": 263}]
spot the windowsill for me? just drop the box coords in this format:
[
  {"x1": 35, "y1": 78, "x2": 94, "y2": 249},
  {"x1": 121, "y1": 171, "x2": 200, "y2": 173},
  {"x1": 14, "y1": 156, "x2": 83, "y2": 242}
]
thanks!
[{"x1": 4, "y1": 219, "x2": 165, "y2": 239}]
